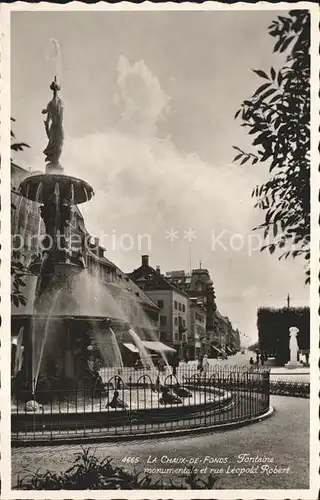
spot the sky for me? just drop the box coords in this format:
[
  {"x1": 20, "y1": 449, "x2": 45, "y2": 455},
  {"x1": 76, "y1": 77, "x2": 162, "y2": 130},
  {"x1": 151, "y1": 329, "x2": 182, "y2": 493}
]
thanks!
[{"x1": 10, "y1": 9, "x2": 309, "y2": 345}]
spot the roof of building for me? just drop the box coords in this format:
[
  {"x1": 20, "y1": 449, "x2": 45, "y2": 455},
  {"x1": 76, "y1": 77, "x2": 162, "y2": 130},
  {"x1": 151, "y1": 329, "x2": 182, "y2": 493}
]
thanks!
[
  {"x1": 114, "y1": 266, "x2": 160, "y2": 310},
  {"x1": 128, "y1": 259, "x2": 188, "y2": 297}
]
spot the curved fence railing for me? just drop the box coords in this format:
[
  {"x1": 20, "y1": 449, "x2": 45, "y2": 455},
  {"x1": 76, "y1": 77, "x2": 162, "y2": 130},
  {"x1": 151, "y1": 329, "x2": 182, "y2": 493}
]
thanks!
[{"x1": 11, "y1": 366, "x2": 270, "y2": 443}]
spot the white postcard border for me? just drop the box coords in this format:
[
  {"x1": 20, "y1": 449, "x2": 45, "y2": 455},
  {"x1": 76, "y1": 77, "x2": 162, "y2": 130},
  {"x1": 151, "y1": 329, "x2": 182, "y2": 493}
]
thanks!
[{"x1": 1, "y1": 2, "x2": 319, "y2": 499}]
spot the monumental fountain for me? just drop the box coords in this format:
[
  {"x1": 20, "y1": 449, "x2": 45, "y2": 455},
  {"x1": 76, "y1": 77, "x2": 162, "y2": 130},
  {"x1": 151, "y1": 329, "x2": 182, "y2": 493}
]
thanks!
[
  {"x1": 14, "y1": 78, "x2": 132, "y2": 399},
  {"x1": 12, "y1": 77, "x2": 172, "y2": 402}
]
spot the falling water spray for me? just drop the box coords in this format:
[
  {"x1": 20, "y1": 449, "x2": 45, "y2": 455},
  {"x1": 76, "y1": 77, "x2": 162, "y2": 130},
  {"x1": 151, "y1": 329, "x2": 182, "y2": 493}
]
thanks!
[{"x1": 49, "y1": 38, "x2": 62, "y2": 85}]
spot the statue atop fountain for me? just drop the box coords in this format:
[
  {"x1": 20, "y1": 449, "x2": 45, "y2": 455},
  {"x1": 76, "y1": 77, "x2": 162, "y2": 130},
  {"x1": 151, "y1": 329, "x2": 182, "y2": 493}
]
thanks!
[
  {"x1": 285, "y1": 326, "x2": 301, "y2": 369},
  {"x1": 42, "y1": 77, "x2": 64, "y2": 172}
]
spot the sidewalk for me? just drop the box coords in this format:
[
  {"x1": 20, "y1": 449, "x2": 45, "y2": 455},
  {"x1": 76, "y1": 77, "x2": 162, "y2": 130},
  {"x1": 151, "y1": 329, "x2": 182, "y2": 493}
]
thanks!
[
  {"x1": 180, "y1": 358, "x2": 310, "y2": 383},
  {"x1": 269, "y1": 366, "x2": 310, "y2": 383},
  {"x1": 270, "y1": 366, "x2": 309, "y2": 374}
]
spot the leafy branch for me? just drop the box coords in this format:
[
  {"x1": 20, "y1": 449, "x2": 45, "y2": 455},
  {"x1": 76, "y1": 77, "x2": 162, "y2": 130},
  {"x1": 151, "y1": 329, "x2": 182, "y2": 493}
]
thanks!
[
  {"x1": 11, "y1": 119, "x2": 30, "y2": 306},
  {"x1": 233, "y1": 10, "x2": 310, "y2": 283}
]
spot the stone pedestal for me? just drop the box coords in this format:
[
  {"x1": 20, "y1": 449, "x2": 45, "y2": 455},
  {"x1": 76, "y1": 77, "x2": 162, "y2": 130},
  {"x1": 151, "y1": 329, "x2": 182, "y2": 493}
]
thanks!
[{"x1": 284, "y1": 361, "x2": 301, "y2": 370}]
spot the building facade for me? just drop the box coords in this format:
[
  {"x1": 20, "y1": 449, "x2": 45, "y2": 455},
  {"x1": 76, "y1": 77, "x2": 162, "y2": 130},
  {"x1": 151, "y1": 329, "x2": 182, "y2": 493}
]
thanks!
[
  {"x1": 187, "y1": 298, "x2": 206, "y2": 359},
  {"x1": 128, "y1": 256, "x2": 188, "y2": 356},
  {"x1": 166, "y1": 268, "x2": 240, "y2": 357},
  {"x1": 129, "y1": 258, "x2": 241, "y2": 360}
]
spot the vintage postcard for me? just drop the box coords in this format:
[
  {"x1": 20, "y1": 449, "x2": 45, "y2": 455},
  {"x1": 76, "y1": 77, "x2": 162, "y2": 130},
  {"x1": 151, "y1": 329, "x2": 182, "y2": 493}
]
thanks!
[{"x1": 0, "y1": 2, "x2": 319, "y2": 499}]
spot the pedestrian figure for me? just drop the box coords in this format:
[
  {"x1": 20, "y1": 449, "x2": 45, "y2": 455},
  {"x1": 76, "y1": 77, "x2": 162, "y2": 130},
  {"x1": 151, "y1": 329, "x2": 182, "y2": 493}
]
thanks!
[
  {"x1": 159, "y1": 358, "x2": 165, "y2": 372},
  {"x1": 306, "y1": 350, "x2": 310, "y2": 364},
  {"x1": 203, "y1": 354, "x2": 209, "y2": 374},
  {"x1": 255, "y1": 352, "x2": 260, "y2": 366},
  {"x1": 249, "y1": 356, "x2": 254, "y2": 366},
  {"x1": 171, "y1": 355, "x2": 179, "y2": 377},
  {"x1": 197, "y1": 355, "x2": 204, "y2": 375},
  {"x1": 260, "y1": 353, "x2": 265, "y2": 366}
]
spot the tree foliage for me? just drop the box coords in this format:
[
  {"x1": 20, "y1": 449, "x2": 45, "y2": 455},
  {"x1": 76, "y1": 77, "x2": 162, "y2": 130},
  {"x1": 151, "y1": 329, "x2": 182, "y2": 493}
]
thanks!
[
  {"x1": 233, "y1": 10, "x2": 310, "y2": 283},
  {"x1": 11, "y1": 118, "x2": 30, "y2": 307},
  {"x1": 11, "y1": 117, "x2": 30, "y2": 154},
  {"x1": 11, "y1": 253, "x2": 27, "y2": 308}
]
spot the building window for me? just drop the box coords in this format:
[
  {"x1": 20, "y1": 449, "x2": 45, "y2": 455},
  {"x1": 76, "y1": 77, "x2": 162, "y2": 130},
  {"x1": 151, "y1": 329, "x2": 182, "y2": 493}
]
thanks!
[
  {"x1": 158, "y1": 300, "x2": 164, "y2": 309},
  {"x1": 160, "y1": 331, "x2": 167, "y2": 342},
  {"x1": 174, "y1": 300, "x2": 178, "y2": 310},
  {"x1": 196, "y1": 312, "x2": 204, "y2": 322},
  {"x1": 178, "y1": 302, "x2": 182, "y2": 311},
  {"x1": 160, "y1": 315, "x2": 167, "y2": 326},
  {"x1": 174, "y1": 317, "x2": 178, "y2": 326},
  {"x1": 182, "y1": 304, "x2": 185, "y2": 313}
]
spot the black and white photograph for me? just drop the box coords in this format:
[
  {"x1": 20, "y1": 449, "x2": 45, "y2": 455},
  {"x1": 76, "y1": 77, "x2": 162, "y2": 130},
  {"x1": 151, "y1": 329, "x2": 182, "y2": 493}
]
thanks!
[{"x1": 1, "y1": 2, "x2": 318, "y2": 498}]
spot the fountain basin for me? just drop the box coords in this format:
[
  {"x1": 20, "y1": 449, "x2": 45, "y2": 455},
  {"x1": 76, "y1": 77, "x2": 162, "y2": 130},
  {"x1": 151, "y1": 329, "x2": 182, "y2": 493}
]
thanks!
[
  {"x1": 19, "y1": 173, "x2": 94, "y2": 204},
  {"x1": 12, "y1": 313, "x2": 130, "y2": 329},
  {"x1": 29, "y1": 260, "x2": 85, "y2": 277},
  {"x1": 11, "y1": 386, "x2": 234, "y2": 434},
  {"x1": 11, "y1": 367, "x2": 271, "y2": 443},
  {"x1": 12, "y1": 388, "x2": 232, "y2": 414}
]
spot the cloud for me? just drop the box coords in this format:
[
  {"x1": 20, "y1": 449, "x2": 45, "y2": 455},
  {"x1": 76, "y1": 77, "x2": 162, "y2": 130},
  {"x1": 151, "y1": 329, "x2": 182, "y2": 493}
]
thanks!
[
  {"x1": 114, "y1": 56, "x2": 170, "y2": 135},
  {"x1": 66, "y1": 130, "x2": 256, "y2": 238}
]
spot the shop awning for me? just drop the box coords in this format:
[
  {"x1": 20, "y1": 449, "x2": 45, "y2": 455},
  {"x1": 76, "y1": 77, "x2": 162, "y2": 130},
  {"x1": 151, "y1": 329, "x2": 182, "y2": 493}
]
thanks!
[
  {"x1": 211, "y1": 345, "x2": 223, "y2": 354},
  {"x1": 142, "y1": 341, "x2": 176, "y2": 353},
  {"x1": 123, "y1": 343, "x2": 139, "y2": 353},
  {"x1": 226, "y1": 346, "x2": 232, "y2": 353}
]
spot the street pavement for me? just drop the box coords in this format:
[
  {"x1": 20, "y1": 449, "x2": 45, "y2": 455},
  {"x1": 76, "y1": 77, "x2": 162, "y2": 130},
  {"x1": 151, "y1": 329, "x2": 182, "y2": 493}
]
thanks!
[{"x1": 181, "y1": 350, "x2": 310, "y2": 382}]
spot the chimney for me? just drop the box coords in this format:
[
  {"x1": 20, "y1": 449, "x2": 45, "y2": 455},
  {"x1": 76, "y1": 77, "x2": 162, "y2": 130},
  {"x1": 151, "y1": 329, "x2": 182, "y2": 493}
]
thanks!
[
  {"x1": 142, "y1": 255, "x2": 149, "y2": 267},
  {"x1": 156, "y1": 265, "x2": 161, "y2": 274}
]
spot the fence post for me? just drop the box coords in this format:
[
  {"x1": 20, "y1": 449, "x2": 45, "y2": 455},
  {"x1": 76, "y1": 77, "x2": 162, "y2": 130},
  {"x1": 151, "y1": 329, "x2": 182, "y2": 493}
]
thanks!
[
  {"x1": 204, "y1": 371, "x2": 207, "y2": 427},
  {"x1": 263, "y1": 369, "x2": 270, "y2": 410},
  {"x1": 129, "y1": 375, "x2": 132, "y2": 434},
  {"x1": 83, "y1": 380, "x2": 86, "y2": 437}
]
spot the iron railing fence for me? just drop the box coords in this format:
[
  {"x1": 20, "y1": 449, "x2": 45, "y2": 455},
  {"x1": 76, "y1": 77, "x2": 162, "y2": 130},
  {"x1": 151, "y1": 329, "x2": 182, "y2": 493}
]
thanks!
[{"x1": 11, "y1": 366, "x2": 270, "y2": 442}]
